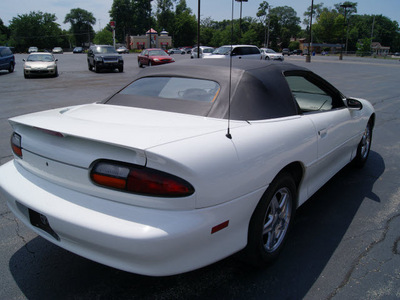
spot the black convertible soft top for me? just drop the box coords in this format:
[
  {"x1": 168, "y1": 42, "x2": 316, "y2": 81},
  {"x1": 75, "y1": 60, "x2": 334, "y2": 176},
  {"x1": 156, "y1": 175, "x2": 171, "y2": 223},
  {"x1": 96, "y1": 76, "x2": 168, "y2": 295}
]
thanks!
[{"x1": 106, "y1": 59, "x2": 309, "y2": 121}]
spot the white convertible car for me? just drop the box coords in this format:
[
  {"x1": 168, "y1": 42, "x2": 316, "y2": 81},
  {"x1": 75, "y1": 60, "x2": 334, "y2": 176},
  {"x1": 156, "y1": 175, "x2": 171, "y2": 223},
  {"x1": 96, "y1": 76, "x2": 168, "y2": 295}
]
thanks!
[{"x1": 0, "y1": 59, "x2": 374, "y2": 276}]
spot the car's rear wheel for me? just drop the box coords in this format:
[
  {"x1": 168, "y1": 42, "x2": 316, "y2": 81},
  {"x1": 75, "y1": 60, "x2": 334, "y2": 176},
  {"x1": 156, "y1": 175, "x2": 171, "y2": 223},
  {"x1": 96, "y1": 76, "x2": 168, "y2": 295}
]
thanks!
[
  {"x1": 244, "y1": 172, "x2": 295, "y2": 266},
  {"x1": 265, "y1": 56, "x2": 270, "y2": 60},
  {"x1": 353, "y1": 121, "x2": 373, "y2": 168},
  {"x1": 8, "y1": 63, "x2": 14, "y2": 73}
]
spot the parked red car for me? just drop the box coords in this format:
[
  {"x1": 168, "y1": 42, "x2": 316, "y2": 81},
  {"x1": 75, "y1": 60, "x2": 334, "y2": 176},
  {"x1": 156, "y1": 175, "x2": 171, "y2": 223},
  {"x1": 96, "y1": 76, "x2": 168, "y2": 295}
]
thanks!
[{"x1": 138, "y1": 48, "x2": 175, "y2": 67}]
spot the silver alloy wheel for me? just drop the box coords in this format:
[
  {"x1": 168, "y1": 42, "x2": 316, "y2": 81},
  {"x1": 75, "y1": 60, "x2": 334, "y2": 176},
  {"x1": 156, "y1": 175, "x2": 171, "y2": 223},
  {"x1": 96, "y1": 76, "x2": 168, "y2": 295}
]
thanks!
[
  {"x1": 262, "y1": 187, "x2": 292, "y2": 252},
  {"x1": 360, "y1": 124, "x2": 371, "y2": 159}
]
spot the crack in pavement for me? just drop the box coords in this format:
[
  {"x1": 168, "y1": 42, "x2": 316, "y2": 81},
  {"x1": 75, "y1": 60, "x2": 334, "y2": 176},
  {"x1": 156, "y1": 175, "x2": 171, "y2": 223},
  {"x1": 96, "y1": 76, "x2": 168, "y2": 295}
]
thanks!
[
  {"x1": 328, "y1": 212, "x2": 400, "y2": 299},
  {"x1": 2, "y1": 212, "x2": 36, "y2": 255}
]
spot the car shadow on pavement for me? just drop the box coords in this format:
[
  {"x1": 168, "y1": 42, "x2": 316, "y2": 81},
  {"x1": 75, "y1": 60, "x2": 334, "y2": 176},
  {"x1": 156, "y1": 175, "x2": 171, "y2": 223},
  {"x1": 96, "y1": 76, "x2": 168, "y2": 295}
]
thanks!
[{"x1": 9, "y1": 151, "x2": 385, "y2": 299}]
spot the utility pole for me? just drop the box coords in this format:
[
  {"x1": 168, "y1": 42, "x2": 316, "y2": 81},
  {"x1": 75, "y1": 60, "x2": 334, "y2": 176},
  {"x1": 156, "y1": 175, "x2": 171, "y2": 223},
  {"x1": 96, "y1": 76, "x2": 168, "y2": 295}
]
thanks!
[
  {"x1": 306, "y1": 0, "x2": 314, "y2": 63},
  {"x1": 235, "y1": 0, "x2": 248, "y2": 40},
  {"x1": 197, "y1": 0, "x2": 200, "y2": 58}
]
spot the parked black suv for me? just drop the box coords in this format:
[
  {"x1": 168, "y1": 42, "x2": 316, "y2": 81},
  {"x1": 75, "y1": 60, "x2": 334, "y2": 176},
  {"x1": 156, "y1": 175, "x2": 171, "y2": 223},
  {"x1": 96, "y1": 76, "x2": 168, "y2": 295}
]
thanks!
[
  {"x1": 87, "y1": 45, "x2": 123, "y2": 73},
  {"x1": 0, "y1": 46, "x2": 15, "y2": 73}
]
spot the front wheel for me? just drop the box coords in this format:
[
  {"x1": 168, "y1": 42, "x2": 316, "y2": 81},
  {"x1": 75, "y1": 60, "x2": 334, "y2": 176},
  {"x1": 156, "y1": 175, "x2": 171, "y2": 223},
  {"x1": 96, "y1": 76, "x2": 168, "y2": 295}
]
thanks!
[
  {"x1": 94, "y1": 63, "x2": 100, "y2": 73},
  {"x1": 353, "y1": 121, "x2": 373, "y2": 168},
  {"x1": 9, "y1": 63, "x2": 14, "y2": 73},
  {"x1": 244, "y1": 172, "x2": 295, "y2": 266},
  {"x1": 148, "y1": 61, "x2": 152, "y2": 67}
]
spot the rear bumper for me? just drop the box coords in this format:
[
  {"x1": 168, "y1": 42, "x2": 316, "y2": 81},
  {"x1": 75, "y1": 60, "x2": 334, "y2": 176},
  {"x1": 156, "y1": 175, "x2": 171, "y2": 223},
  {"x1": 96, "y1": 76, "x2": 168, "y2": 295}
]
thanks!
[{"x1": 0, "y1": 160, "x2": 262, "y2": 276}]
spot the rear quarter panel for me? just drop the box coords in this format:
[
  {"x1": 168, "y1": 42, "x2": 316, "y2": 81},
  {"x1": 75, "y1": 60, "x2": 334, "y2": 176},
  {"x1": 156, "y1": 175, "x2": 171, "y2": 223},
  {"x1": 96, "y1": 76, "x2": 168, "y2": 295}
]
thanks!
[{"x1": 146, "y1": 116, "x2": 318, "y2": 209}]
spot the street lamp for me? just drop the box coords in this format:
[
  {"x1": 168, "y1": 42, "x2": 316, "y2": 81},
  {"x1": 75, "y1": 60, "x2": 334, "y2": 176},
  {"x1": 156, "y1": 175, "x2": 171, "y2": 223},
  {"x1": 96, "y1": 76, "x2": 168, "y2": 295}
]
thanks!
[
  {"x1": 197, "y1": 0, "x2": 200, "y2": 58},
  {"x1": 235, "y1": 0, "x2": 248, "y2": 39},
  {"x1": 339, "y1": 3, "x2": 353, "y2": 60},
  {"x1": 306, "y1": 0, "x2": 314, "y2": 63}
]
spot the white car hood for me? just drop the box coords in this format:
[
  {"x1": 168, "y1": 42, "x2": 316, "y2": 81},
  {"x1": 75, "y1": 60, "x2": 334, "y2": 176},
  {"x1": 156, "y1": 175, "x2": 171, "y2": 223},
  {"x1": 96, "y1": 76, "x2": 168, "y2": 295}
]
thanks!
[
  {"x1": 10, "y1": 103, "x2": 244, "y2": 150},
  {"x1": 25, "y1": 62, "x2": 54, "y2": 68}
]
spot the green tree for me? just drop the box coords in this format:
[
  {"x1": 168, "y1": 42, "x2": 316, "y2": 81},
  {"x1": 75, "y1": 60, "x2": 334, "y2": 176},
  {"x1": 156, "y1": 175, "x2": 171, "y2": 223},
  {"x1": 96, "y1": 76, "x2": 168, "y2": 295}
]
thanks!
[
  {"x1": 270, "y1": 6, "x2": 301, "y2": 48},
  {"x1": 312, "y1": 10, "x2": 343, "y2": 43},
  {"x1": 156, "y1": 0, "x2": 175, "y2": 33},
  {"x1": 256, "y1": 1, "x2": 270, "y2": 47},
  {"x1": 93, "y1": 27, "x2": 114, "y2": 45},
  {"x1": 109, "y1": 0, "x2": 133, "y2": 41},
  {"x1": 8, "y1": 11, "x2": 64, "y2": 52},
  {"x1": 303, "y1": 2, "x2": 325, "y2": 27},
  {"x1": 109, "y1": 0, "x2": 153, "y2": 42},
  {"x1": 132, "y1": 0, "x2": 153, "y2": 34},
  {"x1": 334, "y1": 2, "x2": 358, "y2": 16},
  {"x1": 64, "y1": 8, "x2": 96, "y2": 47},
  {"x1": 173, "y1": 0, "x2": 197, "y2": 46},
  {"x1": 0, "y1": 18, "x2": 9, "y2": 45},
  {"x1": 356, "y1": 37, "x2": 372, "y2": 56}
]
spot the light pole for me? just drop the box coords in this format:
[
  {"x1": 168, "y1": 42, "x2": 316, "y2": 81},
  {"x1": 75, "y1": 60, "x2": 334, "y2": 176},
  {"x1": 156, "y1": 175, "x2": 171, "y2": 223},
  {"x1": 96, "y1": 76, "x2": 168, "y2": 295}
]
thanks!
[
  {"x1": 306, "y1": 0, "x2": 314, "y2": 63},
  {"x1": 197, "y1": 0, "x2": 200, "y2": 58},
  {"x1": 235, "y1": 0, "x2": 248, "y2": 40},
  {"x1": 339, "y1": 3, "x2": 353, "y2": 60}
]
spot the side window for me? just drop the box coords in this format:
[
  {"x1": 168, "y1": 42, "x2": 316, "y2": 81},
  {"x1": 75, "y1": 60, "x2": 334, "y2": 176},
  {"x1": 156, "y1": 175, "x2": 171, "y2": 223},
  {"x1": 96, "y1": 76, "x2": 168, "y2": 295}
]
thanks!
[
  {"x1": 248, "y1": 47, "x2": 260, "y2": 55},
  {"x1": 231, "y1": 47, "x2": 241, "y2": 56},
  {"x1": 285, "y1": 75, "x2": 334, "y2": 112}
]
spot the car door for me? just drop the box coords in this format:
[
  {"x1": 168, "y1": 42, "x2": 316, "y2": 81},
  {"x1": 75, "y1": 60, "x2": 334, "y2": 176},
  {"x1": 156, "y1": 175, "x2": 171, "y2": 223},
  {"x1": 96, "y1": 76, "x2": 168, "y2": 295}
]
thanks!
[
  {"x1": 231, "y1": 46, "x2": 261, "y2": 60},
  {"x1": 87, "y1": 48, "x2": 94, "y2": 65},
  {"x1": 0, "y1": 49, "x2": 5, "y2": 69},
  {"x1": 140, "y1": 50, "x2": 148, "y2": 65},
  {"x1": 285, "y1": 71, "x2": 361, "y2": 196}
]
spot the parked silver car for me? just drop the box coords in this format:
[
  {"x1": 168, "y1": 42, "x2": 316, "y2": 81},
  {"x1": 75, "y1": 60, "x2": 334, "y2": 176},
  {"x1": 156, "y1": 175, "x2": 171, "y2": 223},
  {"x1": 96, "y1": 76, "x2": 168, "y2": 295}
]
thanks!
[
  {"x1": 260, "y1": 48, "x2": 284, "y2": 61},
  {"x1": 204, "y1": 45, "x2": 262, "y2": 60},
  {"x1": 191, "y1": 46, "x2": 214, "y2": 59},
  {"x1": 23, "y1": 52, "x2": 58, "y2": 78}
]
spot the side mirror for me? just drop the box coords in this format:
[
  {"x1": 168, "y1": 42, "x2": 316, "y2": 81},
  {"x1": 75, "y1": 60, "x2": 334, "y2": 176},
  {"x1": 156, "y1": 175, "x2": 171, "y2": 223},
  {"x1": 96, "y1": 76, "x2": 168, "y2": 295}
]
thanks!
[
  {"x1": 55, "y1": 59, "x2": 58, "y2": 62},
  {"x1": 347, "y1": 98, "x2": 363, "y2": 110}
]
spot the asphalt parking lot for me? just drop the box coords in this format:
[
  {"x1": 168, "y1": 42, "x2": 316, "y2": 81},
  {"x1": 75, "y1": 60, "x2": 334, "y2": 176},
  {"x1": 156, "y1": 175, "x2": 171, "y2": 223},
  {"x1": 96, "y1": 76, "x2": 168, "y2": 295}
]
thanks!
[{"x1": 1, "y1": 53, "x2": 400, "y2": 299}]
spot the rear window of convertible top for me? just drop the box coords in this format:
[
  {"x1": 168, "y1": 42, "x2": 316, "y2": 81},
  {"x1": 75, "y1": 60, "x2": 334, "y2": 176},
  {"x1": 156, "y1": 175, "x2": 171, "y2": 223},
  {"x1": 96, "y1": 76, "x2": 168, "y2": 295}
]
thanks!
[{"x1": 117, "y1": 77, "x2": 220, "y2": 102}]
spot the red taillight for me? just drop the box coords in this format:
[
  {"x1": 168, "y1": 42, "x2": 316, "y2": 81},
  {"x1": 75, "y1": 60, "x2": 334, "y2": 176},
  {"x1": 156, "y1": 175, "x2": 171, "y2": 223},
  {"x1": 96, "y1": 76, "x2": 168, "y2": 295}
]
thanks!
[
  {"x1": 90, "y1": 161, "x2": 194, "y2": 197},
  {"x1": 11, "y1": 133, "x2": 22, "y2": 158}
]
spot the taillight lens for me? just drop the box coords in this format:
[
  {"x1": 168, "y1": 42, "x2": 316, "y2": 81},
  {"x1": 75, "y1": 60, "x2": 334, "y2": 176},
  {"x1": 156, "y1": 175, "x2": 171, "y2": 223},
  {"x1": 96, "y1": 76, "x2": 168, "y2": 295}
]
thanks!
[
  {"x1": 11, "y1": 133, "x2": 22, "y2": 158},
  {"x1": 91, "y1": 161, "x2": 194, "y2": 197}
]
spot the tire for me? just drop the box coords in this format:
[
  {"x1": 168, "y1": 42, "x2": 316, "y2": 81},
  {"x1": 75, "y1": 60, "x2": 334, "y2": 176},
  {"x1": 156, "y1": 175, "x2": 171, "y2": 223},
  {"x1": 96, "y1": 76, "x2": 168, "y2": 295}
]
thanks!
[
  {"x1": 148, "y1": 61, "x2": 152, "y2": 67},
  {"x1": 94, "y1": 63, "x2": 100, "y2": 73},
  {"x1": 265, "y1": 56, "x2": 270, "y2": 60},
  {"x1": 118, "y1": 66, "x2": 123, "y2": 72},
  {"x1": 244, "y1": 172, "x2": 295, "y2": 267},
  {"x1": 24, "y1": 73, "x2": 28, "y2": 79},
  {"x1": 88, "y1": 61, "x2": 93, "y2": 71},
  {"x1": 353, "y1": 121, "x2": 373, "y2": 168},
  {"x1": 54, "y1": 68, "x2": 58, "y2": 77},
  {"x1": 8, "y1": 63, "x2": 14, "y2": 73},
  {"x1": 138, "y1": 60, "x2": 143, "y2": 68}
]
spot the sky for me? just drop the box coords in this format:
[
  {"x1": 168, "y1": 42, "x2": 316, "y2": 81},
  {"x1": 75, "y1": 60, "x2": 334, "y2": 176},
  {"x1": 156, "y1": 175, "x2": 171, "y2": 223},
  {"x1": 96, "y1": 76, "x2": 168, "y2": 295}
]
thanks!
[{"x1": 1, "y1": 0, "x2": 399, "y2": 31}]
